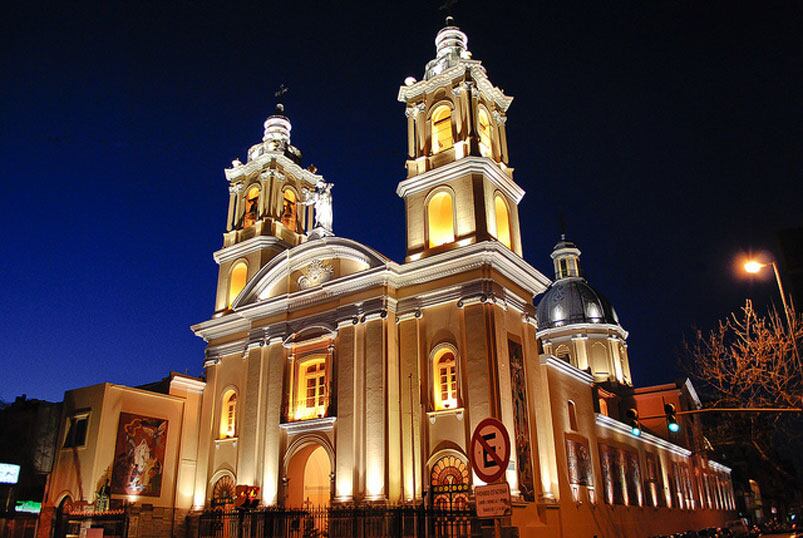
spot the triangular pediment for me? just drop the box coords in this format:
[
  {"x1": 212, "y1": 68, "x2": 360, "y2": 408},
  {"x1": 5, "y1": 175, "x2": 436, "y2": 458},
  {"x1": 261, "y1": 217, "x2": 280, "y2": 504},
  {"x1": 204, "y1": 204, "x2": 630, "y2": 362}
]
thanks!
[{"x1": 232, "y1": 237, "x2": 391, "y2": 308}]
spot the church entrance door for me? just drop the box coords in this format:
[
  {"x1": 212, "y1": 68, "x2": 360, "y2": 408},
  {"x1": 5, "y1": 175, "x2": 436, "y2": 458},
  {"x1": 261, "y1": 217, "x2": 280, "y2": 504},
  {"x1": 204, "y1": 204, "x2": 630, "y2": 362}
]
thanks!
[{"x1": 286, "y1": 444, "x2": 331, "y2": 509}]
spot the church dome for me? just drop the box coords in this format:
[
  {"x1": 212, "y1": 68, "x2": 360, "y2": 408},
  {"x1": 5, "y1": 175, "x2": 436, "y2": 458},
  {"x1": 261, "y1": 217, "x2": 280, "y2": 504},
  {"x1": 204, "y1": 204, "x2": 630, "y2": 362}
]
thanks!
[
  {"x1": 535, "y1": 235, "x2": 620, "y2": 330},
  {"x1": 536, "y1": 277, "x2": 619, "y2": 329}
]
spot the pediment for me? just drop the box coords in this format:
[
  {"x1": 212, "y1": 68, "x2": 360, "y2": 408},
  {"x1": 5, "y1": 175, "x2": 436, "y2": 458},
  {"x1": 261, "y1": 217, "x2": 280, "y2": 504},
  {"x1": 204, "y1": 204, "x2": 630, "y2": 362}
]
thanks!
[{"x1": 233, "y1": 237, "x2": 390, "y2": 308}]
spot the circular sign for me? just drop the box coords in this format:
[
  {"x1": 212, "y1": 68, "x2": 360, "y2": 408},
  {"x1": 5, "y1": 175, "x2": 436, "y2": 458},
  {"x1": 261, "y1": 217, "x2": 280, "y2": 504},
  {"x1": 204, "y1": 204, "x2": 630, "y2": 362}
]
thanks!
[{"x1": 470, "y1": 417, "x2": 511, "y2": 484}]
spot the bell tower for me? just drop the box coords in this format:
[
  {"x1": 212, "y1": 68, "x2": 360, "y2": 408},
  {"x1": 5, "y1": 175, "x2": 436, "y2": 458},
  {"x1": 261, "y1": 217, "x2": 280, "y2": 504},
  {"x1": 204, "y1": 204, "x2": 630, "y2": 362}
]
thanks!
[
  {"x1": 397, "y1": 17, "x2": 524, "y2": 262},
  {"x1": 211, "y1": 100, "x2": 327, "y2": 316}
]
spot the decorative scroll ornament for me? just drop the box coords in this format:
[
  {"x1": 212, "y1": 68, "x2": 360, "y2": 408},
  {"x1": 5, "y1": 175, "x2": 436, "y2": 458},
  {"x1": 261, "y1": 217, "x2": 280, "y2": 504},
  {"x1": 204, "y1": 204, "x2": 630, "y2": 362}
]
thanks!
[{"x1": 297, "y1": 258, "x2": 334, "y2": 289}]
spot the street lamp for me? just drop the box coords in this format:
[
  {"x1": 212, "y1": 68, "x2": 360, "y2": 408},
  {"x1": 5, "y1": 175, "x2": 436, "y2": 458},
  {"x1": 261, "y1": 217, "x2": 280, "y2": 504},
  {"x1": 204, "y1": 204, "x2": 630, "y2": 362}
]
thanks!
[{"x1": 742, "y1": 258, "x2": 792, "y2": 328}]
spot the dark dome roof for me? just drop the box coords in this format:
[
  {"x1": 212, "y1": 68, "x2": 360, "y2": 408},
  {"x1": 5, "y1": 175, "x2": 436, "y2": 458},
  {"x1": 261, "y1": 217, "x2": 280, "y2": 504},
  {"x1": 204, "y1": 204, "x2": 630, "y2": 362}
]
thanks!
[{"x1": 535, "y1": 277, "x2": 620, "y2": 330}]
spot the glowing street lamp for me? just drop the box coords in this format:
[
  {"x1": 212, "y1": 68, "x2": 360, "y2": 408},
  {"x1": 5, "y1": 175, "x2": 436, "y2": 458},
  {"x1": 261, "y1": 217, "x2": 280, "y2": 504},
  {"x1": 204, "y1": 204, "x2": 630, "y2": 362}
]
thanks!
[{"x1": 742, "y1": 258, "x2": 792, "y2": 328}]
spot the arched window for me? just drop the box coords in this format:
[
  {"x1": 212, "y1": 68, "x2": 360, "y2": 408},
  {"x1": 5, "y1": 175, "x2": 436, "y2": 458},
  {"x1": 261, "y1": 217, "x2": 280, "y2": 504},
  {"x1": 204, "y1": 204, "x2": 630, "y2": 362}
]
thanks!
[
  {"x1": 568, "y1": 400, "x2": 578, "y2": 431},
  {"x1": 219, "y1": 390, "x2": 237, "y2": 438},
  {"x1": 494, "y1": 194, "x2": 512, "y2": 249},
  {"x1": 555, "y1": 344, "x2": 571, "y2": 363},
  {"x1": 294, "y1": 355, "x2": 328, "y2": 421},
  {"x1": 432, "y1": 347, "x2": 458, "y2": 410},
  {"x1": 228, "y1": 261, "x2": 248, "y2": 308},
  {"x1": 281, "y1": 188, "x2": 297, "y2": 229},
  {"x1": 243, "y1": 186, "x2": 260, "y2": 228},
  {"x1": 478, "y1": 108, "x2": 492, "y2": 157},
  {"x1": 427, "y1": 190, "x2": 455, "y2": 248},
  {"x1": 431, "y1": 105, "x2": 454, "y2": 154}
]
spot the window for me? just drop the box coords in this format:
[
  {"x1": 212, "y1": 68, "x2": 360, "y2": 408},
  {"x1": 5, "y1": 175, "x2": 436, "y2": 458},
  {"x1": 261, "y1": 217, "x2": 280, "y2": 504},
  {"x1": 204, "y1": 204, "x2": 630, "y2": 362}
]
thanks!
[
  {"x1": 478, "y1": 109, "x2": 492, "y2": 157},
  {"x1": 432, "y1": 347, "x2": 458, "y2": 410},
  {"x1": 219, "y1": 390, "x2": 237, "y2": 439},
  {"x1": 598, "y1": 397, "x2": 609, "y2": 416},
  {"x1": 644, "y1": 452, "x2": 665, "y2": 507},
  {"x1": 600, "y1": 444, "x2": 625, "y2": 505},
  {"x1": 64, "y1": 414, "x2": 89, "y2": 448},
  {"x1": 555, "y1": 344, "x2": 571, "y2": 363},
  {"x1": 427, "y1": 190, "x2": 455, "y2": 248},
  {"x1": 228, "y1": 261, "x2": 248, "y2": 308},
  {"x1": 243, "y1": 186, "x2": 260, "y2": 227},
  {"x1": 431, "y1": 105, "x2": 453, "y2": 153},
  {"x1": 493, "y1": 195, "x2": 512, "y2": 249},
  {"x1": 281, "y1": 189, "x2": 297, "y2": 229},
  {"x1": 568, "y1": 400, "x2": 578, "y2": 431},
  {"x1": 294, "y1": 356, "x2": 328, "y2": 421}
]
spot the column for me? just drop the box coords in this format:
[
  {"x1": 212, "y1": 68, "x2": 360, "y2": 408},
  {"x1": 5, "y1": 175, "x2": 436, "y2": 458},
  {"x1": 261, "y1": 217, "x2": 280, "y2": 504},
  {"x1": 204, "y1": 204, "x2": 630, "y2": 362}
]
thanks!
[
  {"x1": 237, "y1": 344, "x2": 265, "y2": 485},
  {"x1": 334, "y1": 321, "x2": 356, "y2": 502},
  {"x1": 397, "y1": 313, "x2": 423, "y2": 502},
  {"x1": 261, "y1": 340, "x2": 285, "y2": 506},
  {"x1": 363, "y1": 313, "x2": 386, "y2": 500}
]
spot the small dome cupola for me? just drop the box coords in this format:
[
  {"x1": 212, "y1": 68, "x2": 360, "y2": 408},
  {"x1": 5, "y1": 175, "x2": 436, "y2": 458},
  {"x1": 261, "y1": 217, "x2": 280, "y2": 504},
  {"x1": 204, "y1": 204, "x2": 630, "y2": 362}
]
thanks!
[
  {"x1": 536, "y1": 236, "x2": 620, "y2": 330},
  {"x1": 263, "y1": 103, "x2": 292, "y2": 147},
  {"x1": 551, "y1": 234, "x2": 581, "y2": 280},
  {"x1": 424, "y1": 17, "x2": 472, "y2": 79}
]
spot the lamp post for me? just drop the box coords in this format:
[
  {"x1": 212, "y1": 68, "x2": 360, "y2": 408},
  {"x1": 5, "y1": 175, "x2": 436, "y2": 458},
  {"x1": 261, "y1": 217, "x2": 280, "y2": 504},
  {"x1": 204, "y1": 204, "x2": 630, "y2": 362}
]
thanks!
[
  {"x1": 743, "y1": 258, "x2": 798, "y2": 361},
  {"x1": 743, "y1": 259, "x2": 792, "y2": 328}
]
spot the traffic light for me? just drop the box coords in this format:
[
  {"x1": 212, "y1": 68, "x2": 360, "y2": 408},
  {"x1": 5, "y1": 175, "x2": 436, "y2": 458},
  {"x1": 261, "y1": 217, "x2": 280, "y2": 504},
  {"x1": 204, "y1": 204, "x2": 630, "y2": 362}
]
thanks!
[
  {"x1": 626, "y1": 408, "x2": 641, "y2": 436},
  {"x1": 665, "y1": 403, "x2": 680, "y2": 433}
]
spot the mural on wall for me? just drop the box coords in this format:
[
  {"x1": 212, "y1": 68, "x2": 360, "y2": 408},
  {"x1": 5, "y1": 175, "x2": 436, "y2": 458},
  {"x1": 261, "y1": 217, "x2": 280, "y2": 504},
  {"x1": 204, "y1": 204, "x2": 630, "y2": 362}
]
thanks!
[
  {"x1": 111, "y1": 413, "x2": 168, "y2": 497},
  {"x1": 508, "y1": 339, "x2": 535, "y2": 502}
]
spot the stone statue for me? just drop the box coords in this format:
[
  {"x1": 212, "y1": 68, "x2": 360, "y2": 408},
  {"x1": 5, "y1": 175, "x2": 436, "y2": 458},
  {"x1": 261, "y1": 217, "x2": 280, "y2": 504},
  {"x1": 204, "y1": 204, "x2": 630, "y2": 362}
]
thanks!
[{"x1": 301, "y1": 179, "x2": 334, "y2": 237}]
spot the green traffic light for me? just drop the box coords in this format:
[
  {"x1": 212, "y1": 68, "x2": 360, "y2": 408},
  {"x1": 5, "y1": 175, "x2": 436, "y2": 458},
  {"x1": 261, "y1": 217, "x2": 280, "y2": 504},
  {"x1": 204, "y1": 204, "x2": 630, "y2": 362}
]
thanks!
[{"x1": 668, "y1": 422, "x2": 680, "y2": 433}]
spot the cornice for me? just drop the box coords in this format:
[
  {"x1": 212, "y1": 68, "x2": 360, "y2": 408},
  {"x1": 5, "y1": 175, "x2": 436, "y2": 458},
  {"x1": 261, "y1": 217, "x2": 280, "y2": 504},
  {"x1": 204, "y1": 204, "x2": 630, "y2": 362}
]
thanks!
[
  {"x1": 708, "y1": 460, "x2": 732, "y2": 474},
  {"x1": 169, "y1": 375, "x2": 206, "y2": 394},
  {"x1": 396, "y1": 157, "x2": 525, "y2": 204},
  {"x1": 595, "y1": 413, "x2": 692, "y2": 457},
  {"x1": 213, "y1": 236, "x2": 291, "y2": 264},
  {"x1": 193, "y1": 241, "x2": 549, "y2": 342},
  {"x1": 536, "y1": 323, "x2": 628, "y2": 341},
  {"x1": 540, "y1": 355, "x2": 594, "y2": 385},
  {"x1": 397, "y1": 62, "x2": 513, "y2": 112},
  {"x1": 225, "y1": 151, "x2": 322, "y2": 186}
]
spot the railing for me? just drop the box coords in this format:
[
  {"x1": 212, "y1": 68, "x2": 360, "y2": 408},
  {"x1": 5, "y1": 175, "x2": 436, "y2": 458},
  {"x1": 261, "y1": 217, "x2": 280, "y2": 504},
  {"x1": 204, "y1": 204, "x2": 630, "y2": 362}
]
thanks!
[{"x1": 197, "y1": 505, "x2": 478, "y2": 538}]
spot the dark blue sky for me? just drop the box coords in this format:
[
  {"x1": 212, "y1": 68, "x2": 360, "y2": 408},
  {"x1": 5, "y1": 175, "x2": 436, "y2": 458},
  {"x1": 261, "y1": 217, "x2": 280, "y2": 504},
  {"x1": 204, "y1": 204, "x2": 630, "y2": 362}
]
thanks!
[{"x1": 1, "y1": 1, "x2": 800, "y2": 402}]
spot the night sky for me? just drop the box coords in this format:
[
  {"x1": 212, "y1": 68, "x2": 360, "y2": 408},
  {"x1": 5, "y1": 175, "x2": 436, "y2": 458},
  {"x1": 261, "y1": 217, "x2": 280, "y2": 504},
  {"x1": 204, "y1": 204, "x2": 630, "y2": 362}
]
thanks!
[{"x1": 1, "y1": 2, "x2": 800, "y2": 403}]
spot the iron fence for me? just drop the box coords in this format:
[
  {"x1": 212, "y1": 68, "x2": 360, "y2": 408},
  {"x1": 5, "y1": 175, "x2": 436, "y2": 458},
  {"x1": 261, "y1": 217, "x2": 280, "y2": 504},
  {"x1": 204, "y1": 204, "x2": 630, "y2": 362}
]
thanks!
[{"x1": 197, "y1": 505, "x2": 479, "y2": 538}]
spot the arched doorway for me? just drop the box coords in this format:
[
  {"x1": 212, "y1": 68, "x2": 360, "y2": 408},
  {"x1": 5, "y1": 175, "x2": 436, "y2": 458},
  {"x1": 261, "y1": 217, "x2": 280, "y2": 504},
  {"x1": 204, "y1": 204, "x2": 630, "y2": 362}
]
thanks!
[
  {"x1": 430, "y1": 454, "x2": 470, "y2": 510},
  {"x1": 53, "y1": 496, "x2": 72, "y2": 538},
  {"x1": 286, "y1": 444, "x2": 331, "y2": 508}
]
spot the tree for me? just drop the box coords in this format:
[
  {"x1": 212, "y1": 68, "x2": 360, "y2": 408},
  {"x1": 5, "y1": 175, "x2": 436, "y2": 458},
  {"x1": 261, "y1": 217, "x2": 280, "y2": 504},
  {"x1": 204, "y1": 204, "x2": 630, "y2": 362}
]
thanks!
[{"x1": 682, "y1": 300, "x2": 802, "y2": 500}]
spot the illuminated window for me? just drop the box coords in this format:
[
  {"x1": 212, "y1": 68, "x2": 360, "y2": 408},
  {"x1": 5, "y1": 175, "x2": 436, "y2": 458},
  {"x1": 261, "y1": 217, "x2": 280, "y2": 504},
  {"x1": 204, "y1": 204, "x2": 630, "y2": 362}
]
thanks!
[
  {"x1": 228, "y1": 261, "x2": 248, "y2": 308},
  {"x1": 432, "y1": 347, "x2": 458, "y2": 410},
  {"x1": 431, "y1": 105, "x2": 454, "y2": 153},
  {"x1": 243, "y1": 186, "x2": 260, "y2": 228},
  {"x1": 63, "y1": 414, "x2": 89, "y2": 448},
  {"x1": 478, "y1": 108, "x2": 492, "y2": 157},
  {"x1": 568, "y1": 400, "x2": 578, "y2": 431},
  {"x1": 427, "y1": 190, "x2": 455, "y2": 248},
  {"x1": 598, "y1": 397, "x2": 609, "y2": 416},
  {"x1": 294, "y1": 356, "x2": 328, "y2": 421},
  {"x1": 281, "y1": 189, "x2": 297, "y2": 229},
  {"x1": 219, "y1": 390, "x2": 237, "y2": 439},
  {"x1": 493, "y1": 195, "x2": 512, "y2": 249}
]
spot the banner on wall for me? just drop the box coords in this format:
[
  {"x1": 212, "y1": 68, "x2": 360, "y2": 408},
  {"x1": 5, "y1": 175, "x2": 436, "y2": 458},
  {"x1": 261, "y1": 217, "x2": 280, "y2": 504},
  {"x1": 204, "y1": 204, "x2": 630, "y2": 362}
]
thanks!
[{"x1": 111, "y1": 413, "x2": 168, "y2": 497}]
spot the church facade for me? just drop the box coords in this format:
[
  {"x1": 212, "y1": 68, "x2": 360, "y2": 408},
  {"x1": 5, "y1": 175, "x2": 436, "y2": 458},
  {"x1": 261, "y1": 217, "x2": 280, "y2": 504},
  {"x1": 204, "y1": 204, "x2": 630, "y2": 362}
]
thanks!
[{"x1": 39, "y1": 18, "x2": 736, "y2": 538}]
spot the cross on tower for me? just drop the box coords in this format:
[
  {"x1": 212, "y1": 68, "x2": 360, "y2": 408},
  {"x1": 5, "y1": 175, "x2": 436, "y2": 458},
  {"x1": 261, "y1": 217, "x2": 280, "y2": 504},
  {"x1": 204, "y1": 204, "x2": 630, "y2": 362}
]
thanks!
[{"x1": 439, "y1": 0, "x2": 459, "y2": 23}]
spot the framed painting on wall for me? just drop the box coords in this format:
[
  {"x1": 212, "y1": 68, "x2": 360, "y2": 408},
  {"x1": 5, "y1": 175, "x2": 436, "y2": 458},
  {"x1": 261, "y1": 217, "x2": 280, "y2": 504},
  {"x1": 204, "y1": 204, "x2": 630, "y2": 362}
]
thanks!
[{"x1": 111, "y1": 413, "x2": 168, "y2": 497}]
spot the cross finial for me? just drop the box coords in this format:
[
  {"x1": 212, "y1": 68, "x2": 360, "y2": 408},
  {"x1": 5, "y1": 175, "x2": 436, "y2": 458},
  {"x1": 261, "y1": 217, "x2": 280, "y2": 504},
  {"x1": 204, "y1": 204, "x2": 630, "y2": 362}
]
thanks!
[
  {"x1": 558, "y1": 211, "x2": 568, "y2": 241},
  {"x1": 273, "y1": 84, "x2": 289, "y2": 114}
]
